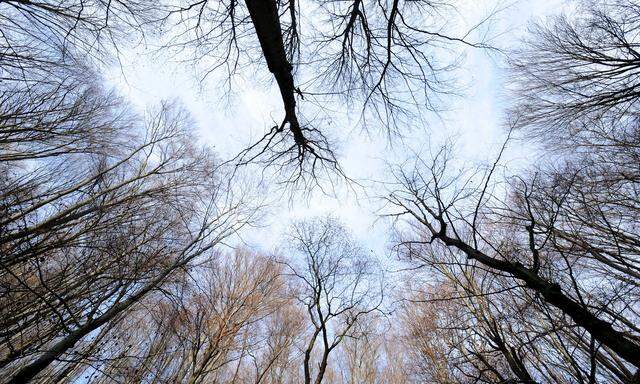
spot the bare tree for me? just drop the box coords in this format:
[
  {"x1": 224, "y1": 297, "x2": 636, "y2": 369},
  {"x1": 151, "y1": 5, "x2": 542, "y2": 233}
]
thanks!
[
  {"x1": 10, "y1": 0, "x2": 640, "y2": 382},
  {"x1": 62, "y1": 249, "x2": 299, "y2": 384},
  {"x1": 384, "y1": 134, "x2": 640, "y2": 382},
  {"x1": 281, "y1": 216, "x2": 382, "y2": 384},
  {"x1": 378, "y1": 2, "x2": 640, "y2": 382},
  {"x1": 0, "y1": 99, "x2": 254, "y2": 382},
  {"x1": 160, "y1": 0, "x2": 495, "y2": 185},
  {"x1": 0, "y1": 33, "x2": 257, "y2": 379},
  {"x1": 0, "y1": 0, "x2": 154, "y2": 70},
  {"x1": 509, "y1": 0, "x2": 640, "y2": 145}
]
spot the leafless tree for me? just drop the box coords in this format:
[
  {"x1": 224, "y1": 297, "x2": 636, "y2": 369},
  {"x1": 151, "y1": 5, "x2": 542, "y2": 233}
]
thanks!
[
  {"x1": 9, "y1": 0, "x2": 640, "y2": 382},
  {"x1": 57, "y1": 249, "x2": 299, "y2": 384},
  {"x1": 0, "y1": 98, "x2": 254, "y2": 382},
  {"x1": 378, "y1": 2, "x2": 640, "y2": 382},
  {"x1": 509, "y1": 0, "x2": 640, "y2": 146},
  {"x1": 1, "y1": 30, "x2": 256, "y2": 379},
  {"x1": 160, "y1": 0, "x2": 496, "y2": 185},
  {"x1": 281, "y1": 216, "x2": 383, "y2": 384},
  {"x1": 0, "y1": 0, "x2": 154, "y2": 71},
  {"x1": 384, "y1": 129, "x2": 640, "y2": 381}
]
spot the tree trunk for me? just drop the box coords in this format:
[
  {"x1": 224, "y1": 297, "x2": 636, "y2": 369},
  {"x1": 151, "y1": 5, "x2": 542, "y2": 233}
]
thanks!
[
  {"x1": 243, "y1": 0, "x2": 305, "y2": 146},
  {"x1": 441, "y1": 234, "x2": 640, "y2": 369}
]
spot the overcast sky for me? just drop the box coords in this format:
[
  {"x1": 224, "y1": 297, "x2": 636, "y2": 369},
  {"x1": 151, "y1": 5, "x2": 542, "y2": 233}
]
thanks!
[{"x1": 105, "y1": 0, "x2": 567, "y2": 267}]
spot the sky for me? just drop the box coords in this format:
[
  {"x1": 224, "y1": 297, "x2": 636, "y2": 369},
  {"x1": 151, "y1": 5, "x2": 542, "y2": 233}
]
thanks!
[{"x1": 104, "y1": 0, "x2": 567, "y2": 269}]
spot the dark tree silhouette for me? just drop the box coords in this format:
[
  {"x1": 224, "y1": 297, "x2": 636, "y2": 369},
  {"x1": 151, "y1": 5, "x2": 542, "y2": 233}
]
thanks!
[{"x1": 162, "y1": 0, "x2": 493, "y2": 185}]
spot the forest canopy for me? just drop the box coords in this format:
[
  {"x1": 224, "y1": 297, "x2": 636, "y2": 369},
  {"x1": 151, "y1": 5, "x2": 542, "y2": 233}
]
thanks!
[{"x1": 1, "y1": 0, "x2": 639, "y2": 383}]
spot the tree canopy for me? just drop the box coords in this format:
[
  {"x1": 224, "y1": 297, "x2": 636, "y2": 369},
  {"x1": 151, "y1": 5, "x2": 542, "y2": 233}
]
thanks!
[{"x1": 1, "y1": 0, "x2": 639, "y2": 383}]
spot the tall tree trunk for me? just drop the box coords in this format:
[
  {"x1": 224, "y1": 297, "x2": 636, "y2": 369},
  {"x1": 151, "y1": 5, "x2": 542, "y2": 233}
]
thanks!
[{"x1": 243, "y1": 0, "x2": 305, "y2": 146}]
